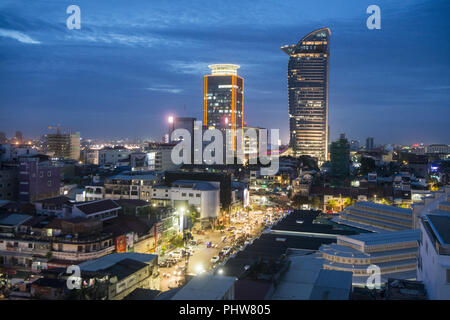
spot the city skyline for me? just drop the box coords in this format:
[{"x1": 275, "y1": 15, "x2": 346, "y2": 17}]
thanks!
[{"x1": 1, "y1": 0, "x2": 450, "y2": 145}]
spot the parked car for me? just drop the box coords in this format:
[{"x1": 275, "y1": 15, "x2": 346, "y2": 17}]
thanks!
[
  {"x1": 222, "y1": 247, "x2": 231, "y2": 255},
  {"x1": 206, "y1": 241, "x2": 212, "y2": 248},
  {"x1": 169, "y1": 251, "x2": 183, "y2": 259},
  {"x1": 210, "y1": 256, "x2": 220, "y2": 263}
]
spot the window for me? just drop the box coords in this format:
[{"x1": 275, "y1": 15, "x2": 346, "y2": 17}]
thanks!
[
  {"x1": 182, "y1": 193, "x2": 187, "y2": 197},
  {"x1": 47, "y1": 171, "x2": 51, "y2": 177},
  {"x1": 39, "y1": 171, "x2": 43, "y2": 178},
  {"x1": 47, "y1": 181, "x2": 52, "y2": 187},
  {"x1": 28, "y1": 243, "x2": 33, "y2": 249},
  {"x1": 189, "y1": 193, "x2": 194, "y2": 197},
  {"x1": 196, "y1": 194, "x2": 201, "y2": 198}
]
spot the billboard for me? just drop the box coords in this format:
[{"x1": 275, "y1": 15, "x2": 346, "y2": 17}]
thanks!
[
  {"x1": 115, "y1": 235, "x2": 126, "y2": 253},
  {"x1": 126, "y1": 232, "x2": 135, "y2": 252}
]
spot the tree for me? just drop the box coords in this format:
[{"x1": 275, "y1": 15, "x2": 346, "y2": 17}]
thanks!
[
  {"x1": 169, "y1": 235, "x2": 184, "y2": 248},
  {"x1": 343, "y1": 197, "x2": 353, "y2": 208},
  {"x1": 380, "y1": 198, "x2": 392, "y2": 206},
  {"x1": 292, "y1": 194, "x2": 309, "y2": 209},
  {"x1": 360, "y1": 157, "x2": 376, "y2": 175},
  {"x1": 312, "y1": 196, "x2": 321, "y2": 209},
  {"x1": 327, "y1": 199, "x2": 337, "y2": 211}
]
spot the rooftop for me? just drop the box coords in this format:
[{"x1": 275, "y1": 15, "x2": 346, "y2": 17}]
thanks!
[
  {"x1": 78, "y1": 252, "x2": 157, "y2": 271},
  {"x1": 34, "y1": 196, "x2": 72, "y2": 206},
  {"x1": 171, "y1": 180, "x2": 219, "y2": 191},
  {"x1": 270, "y1": 253, "x2": 324, "y2": 300},
  {"x1": 108, "y1": 171, "x2": 159, "y2": 181},
  {"x1": 426, "y1": 214, "x2": 450, "y2": 245},
  {"x1": 171, "y1": 274, "x2": 237, "y2": 300},
  {"x1": 74, "y1": 199, "x2": 121, "y2": 215},
  {"x1": 309, "y1": 269, "x2": 353, "y2": 300},
  {"x1": 101, "y1": 258, "x2": 148, "y2": 281},
  {"x1": 0, "y1": 214, "x2": 32, "y2": 226},
  {"x1": 354, "y1": 201, "x2": 412, "y2": 216},
  {"x1": 341, "y1": 229, "x2": 420, "y2": 247}
]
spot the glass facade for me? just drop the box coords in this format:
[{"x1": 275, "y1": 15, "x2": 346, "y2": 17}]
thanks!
[
  {"x1": 204, "y1": 64, "x2": 243, "y2": 130},
  {"x1": 281, "y1": 28, "x2": 330, "y2": 164}
]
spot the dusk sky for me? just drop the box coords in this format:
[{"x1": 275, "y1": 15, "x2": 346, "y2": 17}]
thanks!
[{"x1": 0, "y1": 0, "x2": 449, "y2": 145}]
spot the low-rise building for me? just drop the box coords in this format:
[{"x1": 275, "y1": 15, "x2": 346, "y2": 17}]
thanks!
[
  {"x1": 320, "y1": 230, "x2": 420, "y2": 286},
  {"x1": 78, "y1": 252, "x2": 159, "y2": 299},
  {"x1": 70, "y1": 199, "x2": 121, "y2": 221},
  {"x1": 98, "y1": 146, "x2": 133, "y2": 166},
  {"x1": 333, "y1": 201, "x2": 414, "y2": 233},
  {"x1": 171, "y1": 274, "x2": 237, "y2": 300},
  {"x1": 104, "y1": 171, "x2": 161, "y2": 202}
]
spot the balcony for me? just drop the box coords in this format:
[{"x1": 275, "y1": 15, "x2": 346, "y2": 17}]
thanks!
[{"x1": 51, "y1": 246, "x2": 115, "y2": 262}]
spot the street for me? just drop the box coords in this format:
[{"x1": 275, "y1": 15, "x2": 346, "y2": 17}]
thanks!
[{"x1": 158, "y1": 207, "x2": 287, "y2": 292}]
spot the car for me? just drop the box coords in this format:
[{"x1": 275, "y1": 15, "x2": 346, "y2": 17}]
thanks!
[
  {"x1": 222, "y1": 247, "x2": 231, "y2": 255},
  {"x1": 210, "y1": 256, "x2": 220, "y2": 263},
  {"x1": 185, "y1": 246, "x2": 194, "y2": 254},
  {"x1": 158, "y1": 260, "x2": 170, "y2": 268},
  {"x1": 206, "y1": 241, "x2": 212, "y2": 248},
  {"x1": 170, "y1": 251, "x2": 183, "y2": 259}
]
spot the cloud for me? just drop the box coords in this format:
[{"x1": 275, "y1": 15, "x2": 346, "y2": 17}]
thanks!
[
  {"x1": 146, "y1": 85, "x2": 183, "y2": 94},
  {"x1": 168, "y1": 61, "x2": 210, "y2": 75},
  {"x1": 0, "y1": 28, "x2": 40, "y2": 44}
]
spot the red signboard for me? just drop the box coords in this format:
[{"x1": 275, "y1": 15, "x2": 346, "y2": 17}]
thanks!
[{"x1": 115, "y1": 235, "x2": 126, "y2": 253}]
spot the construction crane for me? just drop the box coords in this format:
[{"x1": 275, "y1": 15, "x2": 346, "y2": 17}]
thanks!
[
  {"x1": 48, "y1": 124, "x2": 76, "y2": 135},
  {"x1": 48, "y1": 124, "x2": 62, "y2": 135}
]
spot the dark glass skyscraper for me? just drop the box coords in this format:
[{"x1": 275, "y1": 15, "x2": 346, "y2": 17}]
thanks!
[{"x1": 281, "y1": 28, "x2": 330, "y2": 164}]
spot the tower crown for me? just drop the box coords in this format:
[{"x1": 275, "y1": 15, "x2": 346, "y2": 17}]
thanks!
[{"x1": 208, "y1": 64, "x2": 240, "y2": 76}]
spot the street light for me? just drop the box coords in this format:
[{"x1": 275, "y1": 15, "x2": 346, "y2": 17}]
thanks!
[{"x1": 195, "y1": 264, "x2": 204, "y2": 275}]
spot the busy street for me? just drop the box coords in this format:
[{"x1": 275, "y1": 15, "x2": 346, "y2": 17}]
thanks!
[{"x1": 158, "y1": 207, "x2": 287, "y2": 291}]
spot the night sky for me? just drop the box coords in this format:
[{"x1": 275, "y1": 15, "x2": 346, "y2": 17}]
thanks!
[{"x1": 0, "y1": 0, "x2": 449, "y2": 145}]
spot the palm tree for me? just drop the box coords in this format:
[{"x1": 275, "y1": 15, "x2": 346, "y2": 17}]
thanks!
[
  {"x1": 343, "y1": 197, "x2": 353, "y2": 208},
  {"x1": 327, "y1": 199, "x2": 337, "y2": 212}
]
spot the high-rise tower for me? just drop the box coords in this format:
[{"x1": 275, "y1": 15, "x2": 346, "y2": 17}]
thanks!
[
  {"x1": 203, "y1": 64, "x2": 244, "y2": 130},
  {"x1": 281, "y1": 28, "x2": 330, "y2": 164}
]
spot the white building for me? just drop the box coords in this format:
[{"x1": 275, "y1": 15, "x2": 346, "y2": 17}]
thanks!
[
  {"x1": 151, "y1": 180, "x2": 220, "y2": 220},
  {"x1": 427, "y1": 144, "x2": 450, "y2": 154},
  {"x1": 414, "y1": 186, "x2": 450, "y2": 299},
  {"x1": 144, "y1": 143, "x2": 179, "y2": 171},
  {"x1": 83, "y1": 148, "x2": 99, "y2": 165},
  {"x1": 84, "y1": 185, "x2": 105, "y2": 201},
  {"x1": 98, "y1": 146, "x2": 133, "y2": 166}
]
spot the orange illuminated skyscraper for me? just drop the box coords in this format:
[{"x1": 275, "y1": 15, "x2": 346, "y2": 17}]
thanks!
[{"x1": 203, "y1": 64, "x2": 244, "y2": 131}]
